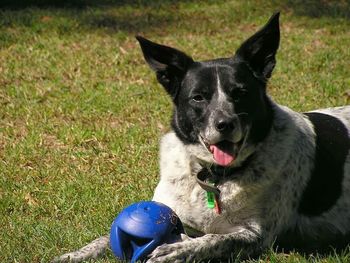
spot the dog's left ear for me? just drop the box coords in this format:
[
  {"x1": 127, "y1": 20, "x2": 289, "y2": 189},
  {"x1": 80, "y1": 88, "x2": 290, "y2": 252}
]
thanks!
[
  {"x1": 136, "y1": 36, "x2": 194, "y2": 98},
  {"x1": 235, "y1": 12, "x2": 280, "y2": 80}
]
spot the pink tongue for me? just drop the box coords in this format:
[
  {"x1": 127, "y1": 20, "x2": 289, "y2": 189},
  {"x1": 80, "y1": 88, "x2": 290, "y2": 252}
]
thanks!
[{"x1": 210, "y1": 145, "x2": 235, "y2": 166}]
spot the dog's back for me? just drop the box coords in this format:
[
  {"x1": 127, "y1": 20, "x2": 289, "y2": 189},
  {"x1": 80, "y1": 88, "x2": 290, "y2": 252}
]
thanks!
[{"x1": 276, "y1": 106, "x2": 350, "y2": 252}]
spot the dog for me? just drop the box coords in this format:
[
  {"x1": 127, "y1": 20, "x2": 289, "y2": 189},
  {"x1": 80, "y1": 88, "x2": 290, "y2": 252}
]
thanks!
[{"x1": 53, "y1": 12, "x2": 350, "y2": 262}]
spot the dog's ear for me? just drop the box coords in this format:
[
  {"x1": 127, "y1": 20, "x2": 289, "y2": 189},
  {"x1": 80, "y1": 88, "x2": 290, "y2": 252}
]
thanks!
[
  {"x1": 235, "y1": 12, "x2": 280, "y2": 80},
  {"x1": 136, "y1": 36, "x2": 194, "y2": 98}
]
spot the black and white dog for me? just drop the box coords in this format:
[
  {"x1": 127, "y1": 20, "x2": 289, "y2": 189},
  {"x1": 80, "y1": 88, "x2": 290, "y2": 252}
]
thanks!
[{"x1": 53, "y1": 12, "x2": 350, "y2": 262}]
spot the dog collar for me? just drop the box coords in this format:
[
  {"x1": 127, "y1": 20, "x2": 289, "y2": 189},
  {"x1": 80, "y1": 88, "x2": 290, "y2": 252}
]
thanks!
[
  {"x1": 196, "y1": 168, "x2": 221, "y2": 214},
  {"x1": 195, "y1": 159, "x2": 253, "y2": 214}
]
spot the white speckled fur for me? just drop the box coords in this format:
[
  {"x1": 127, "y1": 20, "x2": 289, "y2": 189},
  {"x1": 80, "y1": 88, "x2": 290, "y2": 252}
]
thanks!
[{"x1": 51, "y1": 236, "x2": 109, "y2": 263}]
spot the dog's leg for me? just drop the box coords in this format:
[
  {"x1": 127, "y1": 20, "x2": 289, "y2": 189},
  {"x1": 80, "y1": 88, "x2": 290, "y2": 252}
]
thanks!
[
  {"x1": 147, "y1": 227, "x2": 263, "y2": 263},
  {"x1": 51, "y1": 235, "x2": 109, "y2": 263}
]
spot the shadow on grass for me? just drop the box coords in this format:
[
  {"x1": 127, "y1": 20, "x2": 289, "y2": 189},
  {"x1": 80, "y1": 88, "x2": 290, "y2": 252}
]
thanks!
[
  {"x1": 0, "y1": 0, "x2": 349, "y2": 49},
  {"x1": 83, "y1": 8, "x2": 178, "y2": 33},
  {"x1": 0, "y1": 0, "x2": 200, "y2": 49},
  {"x1": 0, "y1": 0, "x2": 193, "y2": 9},
  {"x1": 285, "y1": 0, "x2": 350, "y2": 20},
  {"x1": 0, "y1": 0, "x2": 200, "y2": 41}
]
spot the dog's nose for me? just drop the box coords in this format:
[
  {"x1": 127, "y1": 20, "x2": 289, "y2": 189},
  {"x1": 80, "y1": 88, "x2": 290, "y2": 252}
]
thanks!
[{"x1": 215, "y1": 117, "x2": 235, "y2": 133}]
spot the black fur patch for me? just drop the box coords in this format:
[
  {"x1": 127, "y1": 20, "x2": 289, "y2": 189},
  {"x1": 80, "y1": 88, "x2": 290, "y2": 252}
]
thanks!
[{"x1": 298, "y1": 112, "x2": 350, "y2": 216}]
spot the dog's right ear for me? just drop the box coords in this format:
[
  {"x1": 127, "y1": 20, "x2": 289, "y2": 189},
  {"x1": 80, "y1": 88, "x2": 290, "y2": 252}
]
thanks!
[{"x1": 136, "y1": 36, "x2": 194, "y2": 98}]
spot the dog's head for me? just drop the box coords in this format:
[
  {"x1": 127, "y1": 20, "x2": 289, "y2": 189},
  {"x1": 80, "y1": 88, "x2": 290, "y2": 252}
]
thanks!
[{"x1": 136, "y1": 13, "x2": 280, "y2": 168}]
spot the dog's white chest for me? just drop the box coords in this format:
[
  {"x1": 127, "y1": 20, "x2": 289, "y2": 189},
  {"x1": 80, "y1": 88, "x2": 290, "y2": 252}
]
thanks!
[
  {"x1": 153, "y1": 175, "x2": 240, "y2": 235},
  {"x1": 152, "y1": 132, "x2": 246, "y2": 235}
]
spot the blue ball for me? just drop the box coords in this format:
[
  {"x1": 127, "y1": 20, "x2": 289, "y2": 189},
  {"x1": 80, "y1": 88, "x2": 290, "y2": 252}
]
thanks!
[{"x1": 110, "y1": 201, "x2": 184, "y2": 263}]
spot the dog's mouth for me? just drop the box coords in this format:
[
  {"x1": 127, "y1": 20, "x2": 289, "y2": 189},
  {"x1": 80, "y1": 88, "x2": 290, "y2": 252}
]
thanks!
[
  {"x1": 200, "y1": 137, "x2": 242, "y2": 167},
  {"x1": 209, "y1": 141, "x2": 236, "y2": 166}
]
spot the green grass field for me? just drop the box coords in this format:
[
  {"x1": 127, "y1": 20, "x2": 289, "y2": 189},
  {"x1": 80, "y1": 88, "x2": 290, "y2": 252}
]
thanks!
[{"x1": 1, "y1": 1, "x2": 350, "y2": 262}]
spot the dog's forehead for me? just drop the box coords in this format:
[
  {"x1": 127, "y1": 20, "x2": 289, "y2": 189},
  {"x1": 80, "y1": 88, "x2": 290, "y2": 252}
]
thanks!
[{"x1": 184, "y1": 61, "x2": 240, "y2": 89}]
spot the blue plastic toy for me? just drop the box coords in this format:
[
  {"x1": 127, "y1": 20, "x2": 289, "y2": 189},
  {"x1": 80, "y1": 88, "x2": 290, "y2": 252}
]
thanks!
[{"x1": 110, "y1": 201, "x2": 184, "y2": 262}]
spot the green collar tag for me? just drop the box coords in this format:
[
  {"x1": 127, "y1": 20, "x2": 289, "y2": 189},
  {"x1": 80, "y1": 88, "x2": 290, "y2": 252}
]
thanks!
[
  {"x1": 207, "y1": 191, "x2": 215, "y2": 208},
  {"x1": 196, "y1": 168, "x2": 221, "y2": 213}
]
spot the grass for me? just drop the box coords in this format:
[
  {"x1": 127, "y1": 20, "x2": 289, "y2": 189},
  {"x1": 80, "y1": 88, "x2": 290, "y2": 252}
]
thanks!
[{"x1": 0, "y1": 0, "x2": 349, "y2": 262}]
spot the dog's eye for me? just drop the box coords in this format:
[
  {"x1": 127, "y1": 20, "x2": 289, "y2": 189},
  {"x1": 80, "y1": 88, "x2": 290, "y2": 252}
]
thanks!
[
  {"x1": 192, "y1": 95, "x2": 205, "y2": 102},
  {"x1": 232, "y1": 89, "x2": 248, "y2": 101}
]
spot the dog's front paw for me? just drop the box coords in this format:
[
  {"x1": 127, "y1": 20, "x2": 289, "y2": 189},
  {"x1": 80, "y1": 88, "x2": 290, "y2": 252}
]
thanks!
[{"x1": 147, "y1": 241, "x2": 195, "y2": 263}]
